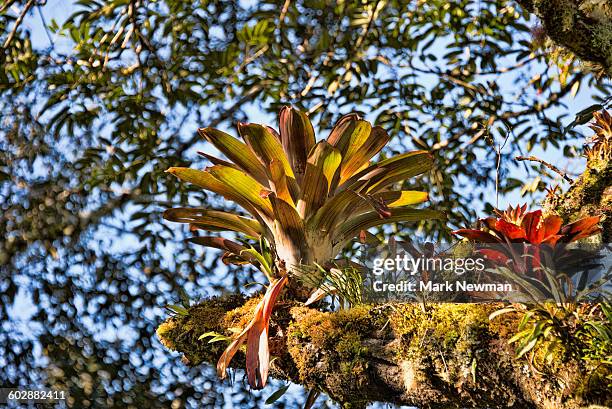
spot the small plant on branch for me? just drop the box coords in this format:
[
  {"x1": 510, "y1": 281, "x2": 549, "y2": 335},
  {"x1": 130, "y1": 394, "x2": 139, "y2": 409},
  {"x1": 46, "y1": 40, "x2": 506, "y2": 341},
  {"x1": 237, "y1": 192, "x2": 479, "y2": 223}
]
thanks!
[{"x1": 164, "y1": 106, "x2": 444, "y2": 389}]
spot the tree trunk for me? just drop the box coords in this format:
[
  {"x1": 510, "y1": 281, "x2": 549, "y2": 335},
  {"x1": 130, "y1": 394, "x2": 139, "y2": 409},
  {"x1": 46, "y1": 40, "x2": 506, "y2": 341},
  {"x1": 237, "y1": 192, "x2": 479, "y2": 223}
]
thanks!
[{"x1": 156, "y1": 298, "x2": 609, "y2": 408}]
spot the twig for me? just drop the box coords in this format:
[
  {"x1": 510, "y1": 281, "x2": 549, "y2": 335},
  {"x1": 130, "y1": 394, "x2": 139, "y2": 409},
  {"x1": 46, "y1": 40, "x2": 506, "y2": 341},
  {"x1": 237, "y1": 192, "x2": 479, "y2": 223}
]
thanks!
[
  {"x1": 495, "y1": 129, "x2": 511, "y2": 208},
  {"x1": 3, "y1": 0, "x2": 35, "y2": 49},
  {"x1": 0, "y1": 0, "x2": 17, "y2": 15},
  {"x1": 36, "y1": 3, "x2": 54, "y2": 47},
  {"x1": 515, "y1": 155, "x2": 574, "y2": 183},
  {"x1": 279, "y1": 0, "x2": 290, "y2": 24}
]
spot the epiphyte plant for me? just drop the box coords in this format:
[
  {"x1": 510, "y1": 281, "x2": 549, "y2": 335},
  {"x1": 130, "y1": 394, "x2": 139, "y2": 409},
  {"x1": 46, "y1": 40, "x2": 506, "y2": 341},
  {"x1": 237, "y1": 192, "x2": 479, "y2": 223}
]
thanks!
[{"x1": 164, "y1": 106, "x2": 444, "y2": 389}]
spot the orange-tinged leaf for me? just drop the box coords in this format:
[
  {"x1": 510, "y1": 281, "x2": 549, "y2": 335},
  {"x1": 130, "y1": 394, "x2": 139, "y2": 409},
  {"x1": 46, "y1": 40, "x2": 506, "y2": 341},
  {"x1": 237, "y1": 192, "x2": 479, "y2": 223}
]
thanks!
[
  {"x1": 307, "y1": 141, "x2": 342, "y2": 191},
  {"x1": 339, "y1": 124, "x2": 391, "y2": 184},
  {"x1": 217, "y1": 307, "x2": 259, "y2": 379},
  {"x1": 560, "y1": 215, "x2": 601, "y2": 242},
  {"x1": 164, "y1": 208, "x2": 262, "y2": 237},
  {"x1": 522, "y1": 210, "x2": 543, "y2": 243},
  {"x1": 239, "y1": 123, "x2": 295, "y2": 179},
  {"x1": 245, "y1": 275, "x2": 288, "y2": 389},
  {"x1": 326, "y1": 113, "x2": 361, "y2": 154},
  {"x1": 453, "y1": 229, "x2": 500, "y2": 243},
  {"x1": 206, "y1": 165, "x2": 274, "y2": 217},
  {"x1": 495, "y1": 219, "x2": 526, "y2": 240},
  {"x1": 269, "y1": 159, "x2": 295, "y2": 206},
  {"x1": 540, "y1": 215, "x2": 562, "y2": 239},
  {"x1": 198, "y1": 128, "x2": 268, "y2": 184},
  {"x1": 279, "y1": 106, "x2": 315, "y2": 181},
  {"x1": 304, "y1": 286, "x2": 335, "y2": 306}
]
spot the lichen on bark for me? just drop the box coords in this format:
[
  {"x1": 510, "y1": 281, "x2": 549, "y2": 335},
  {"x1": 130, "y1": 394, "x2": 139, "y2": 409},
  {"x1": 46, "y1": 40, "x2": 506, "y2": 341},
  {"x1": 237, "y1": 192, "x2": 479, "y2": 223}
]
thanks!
[{"x1": 157, "y1": 298, "x2": 609, "y2": 408}]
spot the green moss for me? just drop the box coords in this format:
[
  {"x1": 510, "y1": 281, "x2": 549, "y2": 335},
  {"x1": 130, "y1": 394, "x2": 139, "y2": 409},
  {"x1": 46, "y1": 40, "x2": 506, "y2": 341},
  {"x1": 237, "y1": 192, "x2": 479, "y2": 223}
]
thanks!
[
  {"x1": 592, "y1": 21, "x2": 612, "y2": 67},
  {"x1": 286, "y1": 305, "x2": 378, "y2": 406},
  {"x1": 156, "y1": 294, "x2": 247, "y2": 365},
  {"x1": 336, "y1": 331, "x2": 367, "y2": 358},
  {"x1": 159, "y1": 297, "x2": 608, "y2": 407},
  {"x1": 390, "y1": 304, "x2": 496, "y2": 347},
  {"x1": 389, "y1": 304, "x2": 506, "y2": 387}
]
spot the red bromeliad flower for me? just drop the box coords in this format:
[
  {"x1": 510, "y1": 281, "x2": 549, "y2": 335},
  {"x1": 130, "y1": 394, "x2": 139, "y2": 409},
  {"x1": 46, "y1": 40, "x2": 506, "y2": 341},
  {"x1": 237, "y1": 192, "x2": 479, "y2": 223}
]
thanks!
[{"x1": 453, "y1": 205, "x2": 601, "y2": 277}]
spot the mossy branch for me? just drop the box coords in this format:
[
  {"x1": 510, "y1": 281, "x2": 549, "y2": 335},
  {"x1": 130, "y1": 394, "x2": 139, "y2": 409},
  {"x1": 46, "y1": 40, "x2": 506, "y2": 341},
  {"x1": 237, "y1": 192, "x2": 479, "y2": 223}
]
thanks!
[
  {"x1": 516, "y1": 0, "x2": 612, "y2": 75},
  {"x1": 542, "y1": 136, "x2": 611, "y2": 241},
  {"x1": 157, "y1": 297, "x2": 608, "y2": 408}
]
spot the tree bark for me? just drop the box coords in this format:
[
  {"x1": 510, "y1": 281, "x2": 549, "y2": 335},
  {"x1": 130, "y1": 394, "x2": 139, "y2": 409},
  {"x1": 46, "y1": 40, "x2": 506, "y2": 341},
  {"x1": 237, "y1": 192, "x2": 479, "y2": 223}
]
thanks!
[
  {"x1": 156, "y1": 297, "x2": 609, "y2": 408},
  {"x1": 516, "y1": 0, "x2": 612, "y2": 75}
]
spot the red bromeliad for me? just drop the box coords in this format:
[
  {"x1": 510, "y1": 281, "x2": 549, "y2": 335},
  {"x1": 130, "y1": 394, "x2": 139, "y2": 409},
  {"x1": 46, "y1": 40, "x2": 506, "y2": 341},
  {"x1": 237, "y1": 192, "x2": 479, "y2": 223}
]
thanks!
[{"x1": 453, "y1": 205, "x2": 601, "y2": 277}]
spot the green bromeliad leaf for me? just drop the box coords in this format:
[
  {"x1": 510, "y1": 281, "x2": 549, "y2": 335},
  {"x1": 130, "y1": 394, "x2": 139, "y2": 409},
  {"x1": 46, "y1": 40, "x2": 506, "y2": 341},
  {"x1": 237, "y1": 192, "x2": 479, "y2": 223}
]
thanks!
[
  {"x1": 206, "y1": 165, "x2": 274, "y2": 217},
  {"x1": 307, "y1": 141, "x2": 342, "y2": 191},
  {"x1": 335, "y1": 208, "x2": 446, "y2": 246}
]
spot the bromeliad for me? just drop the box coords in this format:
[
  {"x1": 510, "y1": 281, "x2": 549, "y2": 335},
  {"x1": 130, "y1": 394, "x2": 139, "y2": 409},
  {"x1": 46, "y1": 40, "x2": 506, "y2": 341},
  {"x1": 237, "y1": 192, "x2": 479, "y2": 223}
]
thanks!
[
  {"x1": 453, "y1": 204, "x2": 601, "y2": 277},
  {"x1": 165, "y1": 106, "x2": 444, "y2": 389}
]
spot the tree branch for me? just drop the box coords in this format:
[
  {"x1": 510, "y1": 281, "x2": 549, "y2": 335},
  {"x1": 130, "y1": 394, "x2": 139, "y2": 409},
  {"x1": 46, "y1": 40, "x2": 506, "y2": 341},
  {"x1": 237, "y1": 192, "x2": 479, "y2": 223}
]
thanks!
[
  {"x1": 2, "y1": 0, "x2": 35, "y2": 49},
  {"x1": 515, "y1": 0, "x2": 612, "y2": 75},
  {"x1": 157, "y1": 298, "x2": 608, "y2": 408},
  {"x1": 515, "y1": 155, "x2": 574, "y2": 183}
]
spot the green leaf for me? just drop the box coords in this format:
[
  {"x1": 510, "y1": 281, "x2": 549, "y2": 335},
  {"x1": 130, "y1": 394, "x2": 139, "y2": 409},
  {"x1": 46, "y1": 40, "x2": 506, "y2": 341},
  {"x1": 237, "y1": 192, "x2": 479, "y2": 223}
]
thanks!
[
  {"x1": 265, "y1": 383, "x2": 290, "y2": 405},
  {"x1": 207, "y1": 165, "x2": 274, "y2": 217},
  {"x1": 165, "y1": 167, "x2": 266, "y2": 218},
  {"x1": 269, "y1": 158, "x2": 296, "y2": 206},
  {"x1": 489, "y1": 307, "x2": 517, "y2": 320},
  {"x1": 178, "y1": 288, "x2": 190, "y2": 309},
  {"x1": 309, "y1": 190, "x2": 362, "y2": 234},
  {"x1": 307, "y1": 141, "x2": 342, "y2": 191},
  {"x1": 297, "y1": 163, "x2": 328, "y2": 218},
  {"x1": 364, "y1": 151, "x2": 434, "y2": 193},
  {"x1": 199, "y1": 331, "x2": 232, "y2": 343},
  {"x1": 335, "y1": 208, "x2": 445, "y2": 245},
  {"x1": 339, "y1": 125, "x2": 391, "y2": 184},
  {"x1": 165, "y1": 304, "x2": 189, "y2": 316},
  {"x1": 516, "y1": 336, "x2": 538, "y2": 358},
  {"x1": 188, "y1": 236, "x2": 259, "y2": 265}
]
